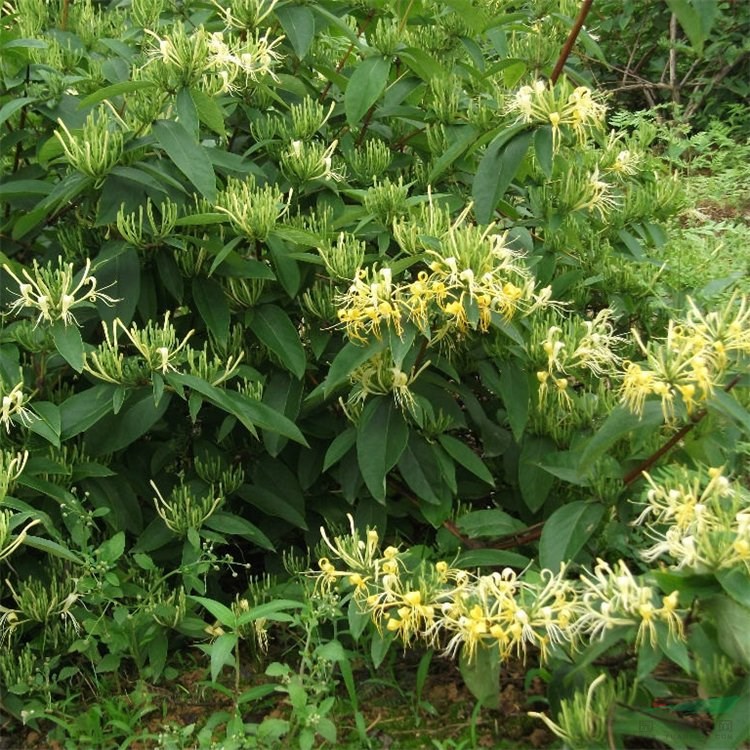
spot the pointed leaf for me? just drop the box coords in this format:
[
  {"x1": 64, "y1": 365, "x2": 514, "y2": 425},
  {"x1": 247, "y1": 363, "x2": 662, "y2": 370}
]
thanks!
[
  {"x1": 191, "y1": 596, "x2": 236, "y2": 628},
  {"x1": 152, "y1": 119, "x2": 217, "y2": 201},
  {"x1": 203, "y1": 511, "x2": 274, "y2": 550},
  {"x1": 356, "y1": 397, "x2": 408, "y2": 502},
  {"x1": 473, "y1": 127, "x2": 531, "y2": 224},
  {"x1": 51, "y1": 320, "x2": 84, "y2": 372},
  {"x1": 539, "y1": 501, "x2": 604, "y2": 571},
  {"x1": 579, "y1": 401, "x2": 664, "y2": 470},
  {"x1": 192, "y1": 276, "x2": 230, "y2": 347},
  {"x1": 276, "y1": 5, "x2": 315, "y2": 59},
  {"x1": 345, "y1": 56, "x2": 391, "y2": 126},
  {"x1": 321, "y1": 339, "x2": 386, "y2": 398},
  {"x1": 252, "y1": 304, "x2": 306, "y2": 379},
  {"x1": 437, "y1": 434, "x2": 494, "y2": 485}
]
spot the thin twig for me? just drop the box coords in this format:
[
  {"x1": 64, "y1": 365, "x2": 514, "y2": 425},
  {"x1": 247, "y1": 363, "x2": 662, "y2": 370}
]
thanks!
[
  {"x1": 622, "y1": 374, "x2": 742, "y2": 486},
  {"x1": 319, "y1": 11, "x2": 376, "y2": 103},
  {"x1": 550, "y1": 0, "x2": 594, "y2": 84},
  {"x1": 668, "y1": 13, "x2": 680, "y2": 106}
]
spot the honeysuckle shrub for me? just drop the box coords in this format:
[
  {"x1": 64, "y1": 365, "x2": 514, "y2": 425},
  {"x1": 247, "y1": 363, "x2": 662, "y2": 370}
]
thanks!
[{"x1": 1, "y1": 0, "x2": 749, "y2": 745}]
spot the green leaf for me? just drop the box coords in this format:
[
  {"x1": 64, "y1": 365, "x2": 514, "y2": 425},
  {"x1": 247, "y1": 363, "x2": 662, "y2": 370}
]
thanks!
[
  {"x1": 0, "y1": 178, "x2": 53, "y2": 200},
  {"x1": 539, "y1": 501, "x2": 605, "y2": 571},
  {"x1": 0, "y1": 97, "x2": 34, "y2": 128},
  {"x1": 428, "y1": 125, "x2": 478, "y2": 183},
  {"x1": 190, "y1": 87, "x2": 226, "y2": 137},
  {"x1": 167, "y1": 373, "x2": 307, "y2": 445},
  {"x1": 191, "y1": 596, "x2": 236, "y2": 628},
  {"x1": 519, "y1": 435, "x2": 556, "y2": 512},
  {"x1": 236, "y1": 484, "x2": 307, "y2": 530},
  {"x1": 323, "y1": 427, "x2": 357, "y2": 471},
  {"x1": 60, "y1": 384, "x2": 115, "y2": 439},
  {"x1": 93, "y1": 244, "x2": 140, "y2": 326},
  {"x1": 356, "y1": 397, "x2": 409, "y2": 502},
  {"x1": 437, "y1": 434, "x2": 494, "y2": 485},
  {"x1": 84, "y1": 390, "x2": 172, "y2": 456},
  {"x1": 534, "y1": 125, "x2": 553, "y2": 178},
  {"x1": 261, "y1": 372, "x2": 304, "y2": 457},
  {"x1": 716, "y1": 567, "x2": 750, "y2": 609},
  {"x1": 22, "y1": 535, "x2": 84, "y2": 564},
  {"x1": 537, "y1": 451, "x2": 589, "y2": 486},
  {"x1": 398, "y1": 47, "x2": 449, "y2": 80},
  {"x1": 705, "y1": 675, "x2": 750, "y2": 750},
  {"x1": 204, "y1": 511, "x2": 274, "y2": 550},
  {"x1": 709, "y1": 389, "x2": 750, "y2": 436},
  {"x1": 397, "y1": 433, "x2": 447, "y2": 506},
  {"x1": 176, "y1": 86, "x2": 199, "y2": 136},
  {"x1": 473, "y1": 127, "x2": 532, "y2": 224},
  {"x1": 618, "y1": 228, "x2": 646, "y2": 260},
  {"x1": 613, "y1": 706, "x2": 707, "y2": 750},
  {"x1": 498, "y1": 360, "x2": 529, "y2": 442},
  {"x1": 13, "y1": 172, "x2": 92, "y2": 240},
  {"x1": 454, "y1": 549, "x2": 529, "y2": 568},
  {"x1": 666, "y1": 0, "x2": 711, "y2": 52},
  {"x1": 460, "y1": 646, "x2": 500, "y2": 708},
  {"x1": 320, "y1": 339, "x2": 386, "y2": 398},
  {"x1": 252, "y1": 304, "x2": 306, "y2": 379},
  {"x1": 235, "y1": 599, "x2": 302, "y2": 626},
  {"x1": 706, "y1": 595, "x2": 750, "y2": 668},
  {"x1": 579, "y1": 401, "x2": 664, "y2": 471},
  {"x1": 276, "y1": 5, "x2": 316, "y2": 59},
  {"x1": 345, "y1": 56, "x2": 391, "y2": 126},
  {"x1": 27, "y1": 402, "x2": 61, "y2": 447},
  {"x1": 192, "y1": 276, "x2": 230, "y2": 347},
  {"x1": 210, "y1": 633, "x2": 237, "y2": 683},
  {"x1": 370, "y1": 629, "x2": 395, "y2": 669},
  {"x1": 267, "y1": 233, "x2": 301, "y2": 298},
  {"x1": 51, "y1": 320, "x2": 84, "y2": 372},
  {"x1": 456, "y1": 509, "x2": 523, "y2": 539},
  {"x1": 97, "y1": 531, "x2": 125, "y2": 564},
  {"x1": 152, "y1": 119, "x2": 217, "y2": 201},
  {"x1": 77, "y1": 80, "x2": 156, "y2": 109}
]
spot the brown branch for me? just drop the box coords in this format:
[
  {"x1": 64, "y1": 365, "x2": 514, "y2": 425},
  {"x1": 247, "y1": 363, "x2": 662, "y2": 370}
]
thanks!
[
  {"x1": 550, "y1": 0, "x2": 594, "y2": 84},
  {"x1": 319, "y1": 11, "x2": 376, "y2": 103},
  {"x1": 623, "y1": 374, "x2": 742, "y2": 486},
  {"x1": 683, "y1": 52, "x2": 750, "y2": 120},
  {"x1": 668, "y1": 13, "x2": 680, "y2": 106},
  {"x1": 490, "y1": 374, "x2": 744, "y2": 552}
]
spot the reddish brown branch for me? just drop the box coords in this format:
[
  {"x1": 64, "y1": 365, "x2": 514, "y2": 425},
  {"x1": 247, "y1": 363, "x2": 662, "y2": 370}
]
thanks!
[
  {"x1": 550, "y1": 0, "x2": 594, "y2": 84},
  {"x1": 491, "y1": 374, "x2": 744, "y2": 552},
  {"x1": 623, "y1": 374, "x2": 742, "y2": 486},
  {"x1": 319, "y1": 11, "x2": 376, "y2": 103}
]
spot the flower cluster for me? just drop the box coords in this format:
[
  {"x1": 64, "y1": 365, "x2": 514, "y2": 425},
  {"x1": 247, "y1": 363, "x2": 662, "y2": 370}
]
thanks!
[
  {"x1": 507, "y1": 79, "x2": 607, "y2": 149},
  {"x1": 533, "y1": 308, "x2": 624, "y2": 410},
  {"x1": 347, "y1": 350, "x2": 431, "y2": 413},
  {"x1": 83, "y1": 313, "x2": 243, "y2": 387},
  {"x1": 529, "y1": 673, "x2": 631, "y2": 750},
  {"x1": 143, "y1": 25, "x2": 283, "y2": 94},
  {"x1": 336, "y1": 208, "x2": 550, "y2": 345},
  {"x1": 576, "y1": 559, "x2": 683, "y2": 649},
  {"x1": 54, "y1": 107, "x2": 124, "y2": 183},
  {"x1": 0, "y1": 449, "x2": 28, "y2": 502},
  {"x1": 311, "y1": 516, "x2": 685, "y2": 664},
  {"x1": 3, "y1": 257, "x2": 117, "y2": 328},
  {"x1": 0, "y1": 380, "x2": 33, "y2": 433},
  {"x1": 280, "y1": 139, "x2": 343, "y2": 184},
  {"x1": 151, "y1": 479, "x2": 224, "y2": 536},
  {"x1": 215, "y1": 176, "x2": 291, "y2": 242},
  {"x1": 0, "y1": 510, "x2": 39, "y2": 563},
  {"x1": 620, "y1": 293, "x2": 750, "y2": 421},
  {"x1": 633, "y1": 466, "x2": 750, "y2": 575}
]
